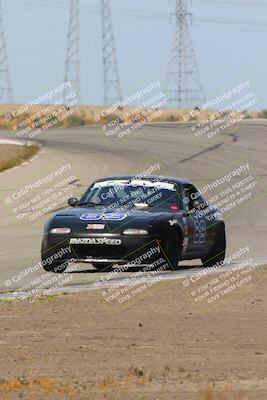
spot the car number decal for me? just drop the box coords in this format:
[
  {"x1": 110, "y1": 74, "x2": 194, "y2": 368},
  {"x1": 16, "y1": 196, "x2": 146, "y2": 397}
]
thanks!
[
  {"x1": 80, "y1": 213, "x2": 103, "y2": 221},
  {"x1": 194, "y1": 220, "x2": 206, "y2": 244}
]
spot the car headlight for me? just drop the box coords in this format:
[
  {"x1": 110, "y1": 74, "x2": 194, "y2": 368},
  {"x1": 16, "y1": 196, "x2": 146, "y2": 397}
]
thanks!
[
  {"x1": 123, "y1": 229, "x2": 148, "y2": 235},
  {"x1": 50, "y1": 227, "x2": 71, "y2": 234}
]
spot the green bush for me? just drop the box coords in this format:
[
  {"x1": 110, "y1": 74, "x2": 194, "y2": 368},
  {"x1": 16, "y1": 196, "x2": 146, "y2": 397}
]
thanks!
[
  {"x1": 66, "y1": 114, "x2": 85, "y2": 126},
  {"x1": 258, "y1": 109, "x2": 267, "y2": 119}
]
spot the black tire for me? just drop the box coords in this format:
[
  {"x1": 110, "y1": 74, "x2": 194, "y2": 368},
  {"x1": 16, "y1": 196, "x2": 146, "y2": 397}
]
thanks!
[
  {"x1": 165, "y1": 230, "x2": 182, "y2": 271},
  {"x1": 202, "y1": 229, "x2": 226, "y2": 268},
  {"x1": 41, "y1": 239, "x2": 68, "y2": 273},
  {"x1": 42, "y1": 261, "x2": 68, "y2": 273},
  {"x1": 92, "y1": 263, "x2": 113, "y2": 272}
]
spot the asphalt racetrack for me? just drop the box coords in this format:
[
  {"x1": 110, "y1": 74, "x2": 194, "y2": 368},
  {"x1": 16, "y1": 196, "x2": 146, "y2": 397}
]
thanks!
[{"x1": 0, "y1": 120, "x2": 267, "y2": 296}]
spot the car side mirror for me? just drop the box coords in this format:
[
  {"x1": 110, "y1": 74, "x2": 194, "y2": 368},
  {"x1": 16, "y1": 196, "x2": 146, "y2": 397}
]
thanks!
[
  {"x1": 192, "y1": 200, "x2": 207, "y2": 210},
  {"x1": 68, "y1": 197, "x2": 78, "y2": 207},
  {"x1": 192, "y1": 200, "x2": 202, "y2": 210}
]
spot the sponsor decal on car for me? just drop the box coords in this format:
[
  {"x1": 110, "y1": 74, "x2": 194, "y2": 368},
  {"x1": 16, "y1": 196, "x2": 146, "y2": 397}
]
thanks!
[
  {"x1": 70, "y1": 237, "x2": 122, "y2": 245},
  {"x1": 80, "y1": 213, "x2": 127, "y2": 221},
  {"x1": 80, "y1": 213, "x2": 103, "y2": 221},
  {"x1": 102, "y1": 213, "x2": 127, "y2": 221},
  {"x1": 86, "y1": 224, "x2": 105, "y2": 230}
]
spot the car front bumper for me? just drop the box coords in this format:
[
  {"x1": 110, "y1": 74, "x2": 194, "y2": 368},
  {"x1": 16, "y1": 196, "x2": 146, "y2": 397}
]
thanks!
[{"x1": 41, "y1": 233, "x2": 163, "y2": 265}]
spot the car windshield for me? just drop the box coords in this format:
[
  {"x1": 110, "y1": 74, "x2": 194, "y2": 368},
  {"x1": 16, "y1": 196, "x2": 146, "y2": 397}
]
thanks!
[{"x1": 78, "y1": 179, "x2": 180, "y2": 211}]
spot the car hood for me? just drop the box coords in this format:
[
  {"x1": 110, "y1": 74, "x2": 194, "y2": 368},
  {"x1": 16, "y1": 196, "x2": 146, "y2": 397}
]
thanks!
[{"x1": 51, "y1": 206, "x2": 176, "y2": 232}]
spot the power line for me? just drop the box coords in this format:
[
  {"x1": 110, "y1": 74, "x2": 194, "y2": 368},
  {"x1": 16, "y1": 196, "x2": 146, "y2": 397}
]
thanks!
[
  {"x1": 194, "y1": 0, "x2": 267, "y2": 7},
  {"x1": 80, "y1": 5, "x2": 267, "y2": 30},
  {"x1": 4, "y1": 1, "x2": 267, "y2": 30},
  {"x1": 3, "y1": 0, "x2": 66, "y2": 9}
]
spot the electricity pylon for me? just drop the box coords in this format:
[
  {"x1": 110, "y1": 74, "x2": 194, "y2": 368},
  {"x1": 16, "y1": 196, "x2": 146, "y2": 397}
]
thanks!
[
  {"x1": 165, "y1": 0, "x2": 205, "y2": 108},
  {"x1": 0, "y1": 0, "x2": 13, "y2": 104},
  {"x1": 101, "y1": 0, "x2": 122, "y2": 106},
  {"x1": 63, "y1": 0, "x2": 80, "y2": 104}
]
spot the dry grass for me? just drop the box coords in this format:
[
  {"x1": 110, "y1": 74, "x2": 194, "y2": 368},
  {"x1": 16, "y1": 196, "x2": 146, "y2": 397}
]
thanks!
[
  {"x1": 95, "y1": 367, "x2": 150, "y2": 391},
  {"x1": 0, "y1": 104, "x2": 260, "y2": 132},
  {"x1": 0, "y1": 377, "x2": 77, "y2": 394},
  {"x1": 0, "y1": 144, "x2": 39, "y2": 172},
  {"x1": 201, "y1": 385, "x2": 245, "y2": 400}
]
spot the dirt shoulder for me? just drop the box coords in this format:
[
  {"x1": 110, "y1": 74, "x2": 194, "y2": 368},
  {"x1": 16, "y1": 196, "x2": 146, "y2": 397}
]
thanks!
[
  {"x1": 1, "y1": 268, "x2": 267, "y2": 400},
  {"x1": 0, "y1": 143, "x2": 39, "y2": 172}
]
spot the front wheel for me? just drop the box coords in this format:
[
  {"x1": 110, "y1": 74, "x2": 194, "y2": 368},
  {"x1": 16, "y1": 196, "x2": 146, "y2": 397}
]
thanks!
[
  {"x1": 202, "y1": 229, "x2": 226, "y2": 268},
  {"x1": 165, "y1": 231, "x2": 182, "y2": 271},
  {"x1": 42, "y1": 261, "x2": 68, "y2": 273}
]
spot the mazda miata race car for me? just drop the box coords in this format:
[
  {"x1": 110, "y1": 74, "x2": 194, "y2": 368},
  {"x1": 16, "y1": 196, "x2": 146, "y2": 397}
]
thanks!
[{"x1": 41, "y1": 175, "x2": 226, "y2": 272}]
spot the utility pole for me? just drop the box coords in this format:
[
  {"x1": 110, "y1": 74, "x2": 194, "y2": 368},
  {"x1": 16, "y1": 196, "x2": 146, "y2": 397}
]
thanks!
[
  {"x1": 101, "y1": 0, "x2": 122, "y2": 106},
  {"x1": 165, "y1": 0, "x2": 205, "y2": 108},
  {"x1": 0, "y1": 0, "x2": 13, "y2": 104},
  {"x1": 64, "y1": 0, "x2": 80, "y2": 104}
]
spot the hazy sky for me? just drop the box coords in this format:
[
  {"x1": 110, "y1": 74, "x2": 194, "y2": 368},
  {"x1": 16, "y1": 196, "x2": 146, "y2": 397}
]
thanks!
[{"x1": 3, "y1": 0, "x2": 267, "y2": 109}]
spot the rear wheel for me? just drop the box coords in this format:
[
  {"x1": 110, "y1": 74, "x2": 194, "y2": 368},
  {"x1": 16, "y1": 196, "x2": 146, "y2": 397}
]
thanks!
[
  {"x1": 165, "y1": 231, "x2": 182, "y2": 271},
  {"x1": 202, "y1": 229, "x2": 226, "y2": 268}
]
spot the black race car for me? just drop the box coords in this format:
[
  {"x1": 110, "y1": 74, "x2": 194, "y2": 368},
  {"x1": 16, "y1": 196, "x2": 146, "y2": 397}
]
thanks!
[{"x1": 41, "y1": 175, "x2": 226, "y2": 272}]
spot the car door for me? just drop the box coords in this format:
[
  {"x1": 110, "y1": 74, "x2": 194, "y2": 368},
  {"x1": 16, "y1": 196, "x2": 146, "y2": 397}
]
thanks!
[{"x1": 181, "y1": 184, "x2": 215, "y2": 255}]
